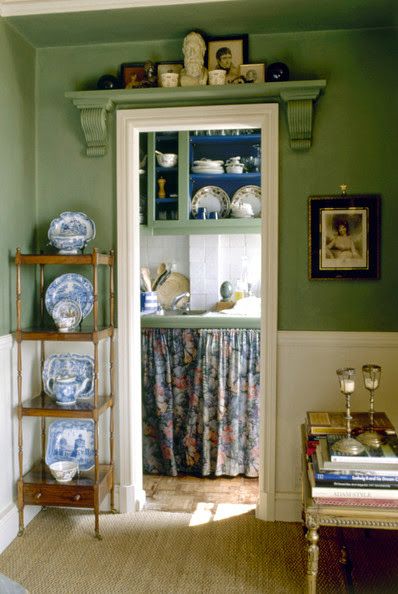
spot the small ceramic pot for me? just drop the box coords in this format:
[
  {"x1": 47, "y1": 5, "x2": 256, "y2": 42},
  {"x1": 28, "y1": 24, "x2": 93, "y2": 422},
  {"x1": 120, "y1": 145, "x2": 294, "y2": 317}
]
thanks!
[
  {"x1": 161, "y1": 72, "x2": 179, "y2": 87},
  {"x1": 50, "y1": 235, "x2": 86, "y2": 254},
  {"x1": 208, "y1": 69, "x2": 226, "y2": 85}
]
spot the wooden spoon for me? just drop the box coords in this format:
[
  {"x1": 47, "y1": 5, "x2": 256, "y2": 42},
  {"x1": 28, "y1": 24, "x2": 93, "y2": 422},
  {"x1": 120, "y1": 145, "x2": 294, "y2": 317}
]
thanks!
[
  {"x1": 140, "y1": 267, "x2": 152, "y2": 292},
  {"x1": 152, "y1": 262, "x2": 167, "y2": 290}
]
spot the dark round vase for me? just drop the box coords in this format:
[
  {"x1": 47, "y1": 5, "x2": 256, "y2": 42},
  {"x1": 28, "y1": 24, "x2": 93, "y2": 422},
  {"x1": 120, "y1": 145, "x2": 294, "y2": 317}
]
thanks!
[
  {"x1": 96, "y1": 74, "x2": 121, "y2": 90},
  {"x1": 266, "y1": 62, "x2": 290, "y2": 82}
]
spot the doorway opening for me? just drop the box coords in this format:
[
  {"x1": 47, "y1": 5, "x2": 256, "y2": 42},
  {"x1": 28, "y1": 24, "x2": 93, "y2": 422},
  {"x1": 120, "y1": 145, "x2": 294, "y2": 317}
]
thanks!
[{"x1": 116, "y1": 104, "x2": 278, "y2": 520}]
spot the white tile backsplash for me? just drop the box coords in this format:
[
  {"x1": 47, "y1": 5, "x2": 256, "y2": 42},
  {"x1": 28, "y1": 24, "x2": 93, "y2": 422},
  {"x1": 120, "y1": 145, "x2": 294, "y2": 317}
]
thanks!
[{"x1": 141, "y1": 233, "x2": 261, "y2": 306}]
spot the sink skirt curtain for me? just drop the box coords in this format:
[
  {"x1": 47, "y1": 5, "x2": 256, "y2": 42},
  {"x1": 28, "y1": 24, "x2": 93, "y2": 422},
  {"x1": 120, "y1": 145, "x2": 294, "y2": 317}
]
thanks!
[{"x1": 142, "y1": 328, "x2": 260, "y2": 477}]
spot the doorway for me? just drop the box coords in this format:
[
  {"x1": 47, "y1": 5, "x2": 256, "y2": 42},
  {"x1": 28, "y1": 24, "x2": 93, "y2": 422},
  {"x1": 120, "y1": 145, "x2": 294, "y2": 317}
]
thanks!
[{"x1": 116, "y1": 104, "x2": 278, "y2": 520}]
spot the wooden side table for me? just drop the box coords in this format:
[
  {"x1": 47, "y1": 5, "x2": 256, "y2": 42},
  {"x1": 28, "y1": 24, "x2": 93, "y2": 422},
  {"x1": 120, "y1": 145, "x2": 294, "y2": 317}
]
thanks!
[{"x1": 301, "y1": 425, "x2": 398, "y2": 593}]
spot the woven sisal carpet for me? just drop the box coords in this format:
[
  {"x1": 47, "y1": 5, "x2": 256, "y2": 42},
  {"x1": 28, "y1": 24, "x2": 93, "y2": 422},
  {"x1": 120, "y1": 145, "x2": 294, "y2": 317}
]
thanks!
[{"x1": 0, "y1": 508, "x2": 397, "y2": 593}]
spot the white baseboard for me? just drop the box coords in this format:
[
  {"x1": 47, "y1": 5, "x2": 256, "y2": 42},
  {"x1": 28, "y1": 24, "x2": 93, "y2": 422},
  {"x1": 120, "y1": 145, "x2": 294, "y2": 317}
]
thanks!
[{"x1": 0, "y1": 504, "x2": 41, "y2": 553}]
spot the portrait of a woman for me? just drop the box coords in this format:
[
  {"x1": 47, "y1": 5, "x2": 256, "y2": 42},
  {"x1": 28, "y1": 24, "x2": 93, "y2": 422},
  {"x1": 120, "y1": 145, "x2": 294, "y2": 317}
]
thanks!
[{"x1": 326, "y1": 218, "x2": 359, "y2": 261}]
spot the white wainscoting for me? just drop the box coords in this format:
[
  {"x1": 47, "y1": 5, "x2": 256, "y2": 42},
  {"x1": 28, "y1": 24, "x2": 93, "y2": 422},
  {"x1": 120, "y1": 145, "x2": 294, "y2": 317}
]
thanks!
[
  {"x1": 0, "y1": 334, "x2": 41, "y2": 553},
  {"x1": 274, "y1": 331, "x2": 398, "y2": 522}
]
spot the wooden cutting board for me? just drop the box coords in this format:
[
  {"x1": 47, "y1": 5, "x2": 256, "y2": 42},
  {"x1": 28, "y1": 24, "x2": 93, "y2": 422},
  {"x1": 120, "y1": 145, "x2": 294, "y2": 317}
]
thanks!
[{"x1": 156, "y1": 272, "x2": 189, "y2": 309}]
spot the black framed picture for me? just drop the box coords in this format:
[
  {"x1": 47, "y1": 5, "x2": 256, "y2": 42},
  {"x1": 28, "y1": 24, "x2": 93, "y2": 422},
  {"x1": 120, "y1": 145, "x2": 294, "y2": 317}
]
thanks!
[
  {"x1": 308, "y1": 194, "x2": 381, "y2": 280},
  {"x1": 206, "y1": 34, "x2": 248, "y2": 83},
  {"x1": 120, "y1": 62, "x2": 146, "y2": 89}
]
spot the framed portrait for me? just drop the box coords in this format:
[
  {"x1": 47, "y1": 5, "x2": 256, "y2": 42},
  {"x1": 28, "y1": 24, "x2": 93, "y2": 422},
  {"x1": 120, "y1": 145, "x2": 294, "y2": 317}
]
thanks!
[
  {"x1": 156, "y1": 61, "x2": 183, "y2": 87},
  {"x1": 308, "y1": 194, "x2": 381, "y2": 280},
  {"x1": 120, "y1": 62, "x2": 146, "y2": 89},
  {"x1": 239, "y1": 63, "x2": 265, "y2": 83},
  {"x1": 206, "y1": 34, "x2": 249, "y2": 83}
]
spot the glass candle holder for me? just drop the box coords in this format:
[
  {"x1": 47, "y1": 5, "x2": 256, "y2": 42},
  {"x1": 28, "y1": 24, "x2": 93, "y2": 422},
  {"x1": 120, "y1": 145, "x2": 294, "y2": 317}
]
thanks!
[
  {"x1": 332, "y1": 368, "x2": 366, "y2": 455},
  {"x1": 357, "y1": 364, "x2": 383, "y2": 448}
]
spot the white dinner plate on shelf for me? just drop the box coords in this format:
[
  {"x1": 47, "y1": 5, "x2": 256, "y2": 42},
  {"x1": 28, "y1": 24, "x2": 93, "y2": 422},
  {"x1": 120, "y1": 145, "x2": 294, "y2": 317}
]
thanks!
[
  {"x1": 231, "y1": 185, "x2": 262, "y2": 218},
  {"x1": 191, "y1": 186, "x2": 230, "y2": 218}
]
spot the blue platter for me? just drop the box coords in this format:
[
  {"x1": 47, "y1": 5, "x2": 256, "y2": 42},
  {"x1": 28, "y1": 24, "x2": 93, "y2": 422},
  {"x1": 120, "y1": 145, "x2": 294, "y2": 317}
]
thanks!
[
  {"x1": 46, "y1": 419, "x2": 95, "y2": 471},
  {"x1": 45, "y1": 273, "x2": 94, "y2": 319},
  {"x1": 43, "y1": 353, "x2": 94, "y2": 400}
]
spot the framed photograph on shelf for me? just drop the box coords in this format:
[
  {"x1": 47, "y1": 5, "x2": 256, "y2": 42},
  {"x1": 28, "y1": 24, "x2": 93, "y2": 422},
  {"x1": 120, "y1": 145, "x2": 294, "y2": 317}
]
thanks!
[
  {"x1": 156, "y1": 61, "x2": 183, "y2": 87},
  {"x1": 206, "y1": 34, "x2": 248, "y2": 83},
  {"x1": 120, "y1": 62, "x2": 146, "y2": 89},
  {"x1": 239, "y1": 63, "x2": 265, "y2": 83},
  {"x1": 308, "y1": 194, "x2": 381, "y2": 280}
]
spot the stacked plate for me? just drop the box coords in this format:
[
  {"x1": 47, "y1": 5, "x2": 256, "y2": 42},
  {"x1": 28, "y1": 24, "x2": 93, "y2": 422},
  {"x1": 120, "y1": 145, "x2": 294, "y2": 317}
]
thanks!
[{"x1": 191, "y1": 159, "x2": 224, "y2": 174}]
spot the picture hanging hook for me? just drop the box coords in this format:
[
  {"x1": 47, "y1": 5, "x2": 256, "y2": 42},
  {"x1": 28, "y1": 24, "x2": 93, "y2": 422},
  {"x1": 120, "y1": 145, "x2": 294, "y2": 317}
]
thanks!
[{"x1": 340, "y1": 184, "x2": 348, "y2": 196}]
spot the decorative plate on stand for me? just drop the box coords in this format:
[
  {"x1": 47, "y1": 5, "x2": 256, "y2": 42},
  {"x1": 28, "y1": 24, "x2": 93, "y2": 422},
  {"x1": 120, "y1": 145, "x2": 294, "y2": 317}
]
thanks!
[
  {"x1": 45, "y1": 273, "x2": 94, "y2": 319},
  {"x1": 45, "y1": 419, "x2": 95, "y2": 471}
]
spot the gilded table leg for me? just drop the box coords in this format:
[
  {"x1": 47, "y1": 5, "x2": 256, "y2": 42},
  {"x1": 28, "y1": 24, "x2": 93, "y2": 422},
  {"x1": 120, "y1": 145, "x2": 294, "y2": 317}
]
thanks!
[
  {"x1": 305, "y1": 515, "x2": 319, "y2": 594},
  {"x1": 337, "y1": 528, "x2": 354, "y2": 594}
]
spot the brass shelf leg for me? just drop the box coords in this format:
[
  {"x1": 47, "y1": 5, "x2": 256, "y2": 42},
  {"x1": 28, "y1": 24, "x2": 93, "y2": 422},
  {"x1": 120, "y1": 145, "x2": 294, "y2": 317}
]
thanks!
[{"x1": 306, "y1": 519, "x2": 319, "y2": 594}]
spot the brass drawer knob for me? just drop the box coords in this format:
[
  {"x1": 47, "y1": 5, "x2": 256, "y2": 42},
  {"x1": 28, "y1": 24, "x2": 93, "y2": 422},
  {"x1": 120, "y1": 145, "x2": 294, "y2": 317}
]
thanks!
[
  {"x1": 35, "y1": 492, "x2": 42, "y2": 500},
  {"x1": 73, "y1": 494, "x2": 81, "y2": 501}
]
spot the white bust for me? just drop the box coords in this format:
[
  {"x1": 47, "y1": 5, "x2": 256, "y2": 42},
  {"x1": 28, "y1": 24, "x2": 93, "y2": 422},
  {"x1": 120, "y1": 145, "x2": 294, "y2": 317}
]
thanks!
[{"x1": 180, "y1": 31, "x2": 208, "y2": 86}]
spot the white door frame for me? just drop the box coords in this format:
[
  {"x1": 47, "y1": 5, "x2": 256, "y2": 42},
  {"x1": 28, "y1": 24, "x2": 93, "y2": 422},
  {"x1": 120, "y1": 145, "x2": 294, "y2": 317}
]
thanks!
[{"x1": 116, "y1": 104, "x2": 279, "y2": 520}]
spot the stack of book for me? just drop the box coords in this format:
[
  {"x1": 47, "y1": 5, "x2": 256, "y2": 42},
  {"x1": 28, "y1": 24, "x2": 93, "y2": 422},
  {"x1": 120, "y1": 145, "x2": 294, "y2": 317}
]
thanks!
[{"x1": 305, "y1": 411, "x2": 398, "y2": 507}]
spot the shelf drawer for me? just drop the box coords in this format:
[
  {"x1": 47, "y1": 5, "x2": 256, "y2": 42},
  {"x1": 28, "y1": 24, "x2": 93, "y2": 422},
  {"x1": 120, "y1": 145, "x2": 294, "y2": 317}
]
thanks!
[{"x1": 24, "y1": 483, "x2": 94, "y2": 508}]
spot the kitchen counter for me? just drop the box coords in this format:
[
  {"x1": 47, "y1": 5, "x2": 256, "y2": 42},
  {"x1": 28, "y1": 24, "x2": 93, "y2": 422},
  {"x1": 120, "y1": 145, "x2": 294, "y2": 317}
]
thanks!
[{"x1": 141, "y1": 312, "x2": 260, "y2": 329}]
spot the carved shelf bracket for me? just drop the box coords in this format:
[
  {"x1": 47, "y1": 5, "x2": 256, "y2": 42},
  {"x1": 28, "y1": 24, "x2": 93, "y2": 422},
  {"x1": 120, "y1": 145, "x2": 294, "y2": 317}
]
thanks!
[
  {"x1": 280, "y1": 87, "x2": 323, "y2": 150},
  {"x1": 66, "y1": 80, "x2": 326, "y2": 156},
  {"x1": 71, "y1": 98, "x2": 115, "y2": 157}
]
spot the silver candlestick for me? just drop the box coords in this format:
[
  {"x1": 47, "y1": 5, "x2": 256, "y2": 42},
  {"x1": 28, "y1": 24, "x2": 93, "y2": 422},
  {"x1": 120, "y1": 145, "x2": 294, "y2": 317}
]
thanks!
[
  {"x1": 357, "y1": 364, "x2": 383, "y2": 448},
  {"x1": 332, "y1": 368, "x2": 366, "y2": 455}
]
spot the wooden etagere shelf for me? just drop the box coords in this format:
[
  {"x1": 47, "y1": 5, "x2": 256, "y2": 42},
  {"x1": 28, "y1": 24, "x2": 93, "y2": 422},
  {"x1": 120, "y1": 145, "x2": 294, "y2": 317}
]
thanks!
[{"x1": 15, "y1": 248, "x2": 115, "y2": 540}]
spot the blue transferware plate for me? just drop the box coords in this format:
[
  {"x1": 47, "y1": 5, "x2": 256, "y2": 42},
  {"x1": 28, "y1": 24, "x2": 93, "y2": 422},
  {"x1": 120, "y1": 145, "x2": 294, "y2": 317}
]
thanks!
[
  {"x1": 46, "y1": 419, "x2": 95, "y2": 471},
  {"x1": 45, "y1": 273, "x2": 94, "y2": 319},
  {"x1": 48, "y1": 211, "x2": 96, "y2": 242},
  {"x1": 43, "y1": 353, "x2": 94, "y2": 400}
]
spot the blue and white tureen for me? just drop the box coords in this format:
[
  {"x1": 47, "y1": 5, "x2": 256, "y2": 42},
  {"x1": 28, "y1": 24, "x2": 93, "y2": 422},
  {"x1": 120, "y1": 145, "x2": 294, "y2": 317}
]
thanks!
[{"x1": 48, "y1": 211, "x2": 96, "y2": 254}]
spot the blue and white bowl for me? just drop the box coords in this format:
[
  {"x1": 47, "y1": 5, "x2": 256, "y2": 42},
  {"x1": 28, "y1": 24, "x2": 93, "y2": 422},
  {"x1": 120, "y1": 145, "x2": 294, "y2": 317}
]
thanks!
[
  {"x1": 50, "y1": 234, "x2": 87, "y2": 254},
  {"x1": 48, "y1": 211, "x2": 95, "y2": 254}
]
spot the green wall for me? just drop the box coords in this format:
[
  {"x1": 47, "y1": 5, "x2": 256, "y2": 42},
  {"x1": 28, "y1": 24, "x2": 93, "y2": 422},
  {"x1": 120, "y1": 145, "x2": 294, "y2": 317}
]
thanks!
[
  {"x1": 35, "y1": 27, "x2": 398, "y2": 331},
  {"x1": 0, "y1": 21, "x2": 36, "y2": 335}
]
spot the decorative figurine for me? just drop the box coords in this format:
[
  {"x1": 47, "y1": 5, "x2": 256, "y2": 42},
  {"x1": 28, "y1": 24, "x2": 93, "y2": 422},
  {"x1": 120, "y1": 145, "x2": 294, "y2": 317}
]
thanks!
[
  {"x1": 180, "y1": 31, "x2": 208, "y2": 86},
  {"x1": 141, "y1": 61, "x2": 157, "y2": 88}
]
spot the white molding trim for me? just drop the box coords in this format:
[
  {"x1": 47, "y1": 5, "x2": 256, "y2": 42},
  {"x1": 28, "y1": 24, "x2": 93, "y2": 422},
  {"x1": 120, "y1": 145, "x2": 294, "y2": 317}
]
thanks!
[
  {"x1": 0, "y1": 504, "x2": 41, "y2": 553},
  {"x1": 0, "y1": 0, "x2": 230, "y2": 17},
  {"x1": 0, "y1": 333, "x2": 13, "y2": 350},
  {"x1": 278, "y1": 331, "x2": 398, "y2": 348},
  {"x1": 116, "y1": 104, "x2": 279, "y2": 519}
]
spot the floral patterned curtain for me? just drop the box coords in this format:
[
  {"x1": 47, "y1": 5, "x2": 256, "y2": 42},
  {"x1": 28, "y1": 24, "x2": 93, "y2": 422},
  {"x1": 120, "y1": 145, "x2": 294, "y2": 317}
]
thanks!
[{"x1": 142, "y1": 328, "x2": 260, "y2": 477}]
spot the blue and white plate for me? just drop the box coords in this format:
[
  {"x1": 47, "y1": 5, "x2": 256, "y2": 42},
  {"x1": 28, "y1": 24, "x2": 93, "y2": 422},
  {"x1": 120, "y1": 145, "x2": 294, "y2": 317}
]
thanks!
[
  {"x1": 43, "y1": 353, "x2": 94, "y2": 400},
  {"x1": 45, "y1": 273, "x2": 94, "y2": 319},
  {"x1": 48, "y1": 212, "x2": 96, "y2": 254},
  {"x1": 46, "y1": 419, "x2": 95, "y2": 471}
]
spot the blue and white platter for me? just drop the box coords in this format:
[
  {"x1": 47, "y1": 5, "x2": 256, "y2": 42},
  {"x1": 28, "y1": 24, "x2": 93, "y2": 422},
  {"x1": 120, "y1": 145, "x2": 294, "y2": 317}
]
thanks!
[
  {"x1": 48, "y1": 211, "x2": 96, "y2": 254},
  {"x1": 43, "y1": 353, "x2": 94, "y2": 400},
  {"x1": 46, "y1": 419, "x2": 95, "y2": 471},
  {"x1": 45, "y1": 273, "x2": 94, "y2": 319}
]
